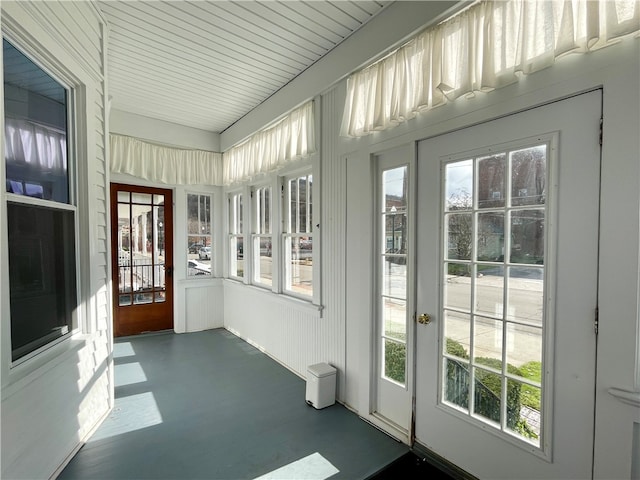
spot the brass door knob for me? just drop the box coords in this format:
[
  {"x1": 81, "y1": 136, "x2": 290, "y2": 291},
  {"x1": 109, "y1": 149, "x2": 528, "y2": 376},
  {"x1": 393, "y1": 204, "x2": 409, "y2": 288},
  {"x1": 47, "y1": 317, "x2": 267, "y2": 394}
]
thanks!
[{"x1": 418, "y1": 313, "x2": 432, "y2": 325}]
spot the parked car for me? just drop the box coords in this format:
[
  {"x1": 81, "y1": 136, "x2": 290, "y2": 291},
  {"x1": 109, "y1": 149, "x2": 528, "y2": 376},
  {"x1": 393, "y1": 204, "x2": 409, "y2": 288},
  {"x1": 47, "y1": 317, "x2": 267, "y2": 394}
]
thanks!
[
  {"x1": 188, "y1": 242, "x2": 204, "y2": 254},
  {"x1": 188, "y1": 259, "x2": 211, "y2": 275},
  {"x1": 199, "y1": 246, "x2": 211, "y2": 260}
]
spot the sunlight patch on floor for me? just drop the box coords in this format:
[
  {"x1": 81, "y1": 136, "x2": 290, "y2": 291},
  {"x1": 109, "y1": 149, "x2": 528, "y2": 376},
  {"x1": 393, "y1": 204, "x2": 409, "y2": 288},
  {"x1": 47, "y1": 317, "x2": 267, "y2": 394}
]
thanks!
[
  {"x1": 89, "y1": 392, "x2": 163, "y2": 442},
  {"x1": 114, "y1": 362, "x2": 148, "y2": 387}
]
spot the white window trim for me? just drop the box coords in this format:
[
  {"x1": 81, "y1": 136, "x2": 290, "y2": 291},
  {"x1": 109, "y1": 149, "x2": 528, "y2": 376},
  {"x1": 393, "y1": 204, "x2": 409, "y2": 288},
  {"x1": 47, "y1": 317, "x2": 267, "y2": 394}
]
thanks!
[
  {"x1": 1, "y1": 33, "x2": 90, "y2": 374},
  {"x1": 251, "y1": 181, "x2": 275, "y2": 290},
  {"x1": 186, "y1": 191, "x2": 214, "y2": 279},
  {"x1": 282, "y1": 169, "x2": 315, "y2": 302},
  {"x1": 227, "y1": 189, "x2": 246, "y2": 282}
]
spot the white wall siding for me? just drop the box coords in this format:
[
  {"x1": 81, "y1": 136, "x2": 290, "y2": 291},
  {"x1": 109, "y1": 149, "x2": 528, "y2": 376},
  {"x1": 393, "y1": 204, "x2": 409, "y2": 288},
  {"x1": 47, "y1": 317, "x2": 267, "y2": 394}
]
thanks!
[
  {"x1": 181, "y1": 282, "x2": 225, "y2": 332},
  {"x1": 224, "y1": 282, "x2": 327, "y2": 379},
  {"x1": 319, "y1": 89, "x2": 348, "y2": 400},
  {"x1": 0, "y1": 2, "x2": 111, "y2": 479}
]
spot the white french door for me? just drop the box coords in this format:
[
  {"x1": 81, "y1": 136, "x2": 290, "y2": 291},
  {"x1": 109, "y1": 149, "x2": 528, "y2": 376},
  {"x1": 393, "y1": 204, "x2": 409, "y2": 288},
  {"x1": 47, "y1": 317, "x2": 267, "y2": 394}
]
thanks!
[{"x1": 415, "y1": 91, "x2": 601, "y2": 478}]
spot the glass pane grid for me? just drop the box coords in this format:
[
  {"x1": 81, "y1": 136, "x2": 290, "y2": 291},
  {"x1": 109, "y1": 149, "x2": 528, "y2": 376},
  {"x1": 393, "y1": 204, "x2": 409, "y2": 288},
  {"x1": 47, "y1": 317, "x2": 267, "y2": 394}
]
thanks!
[{"x1": 441, "y1": 148, "x2": 546, "y2": 448}]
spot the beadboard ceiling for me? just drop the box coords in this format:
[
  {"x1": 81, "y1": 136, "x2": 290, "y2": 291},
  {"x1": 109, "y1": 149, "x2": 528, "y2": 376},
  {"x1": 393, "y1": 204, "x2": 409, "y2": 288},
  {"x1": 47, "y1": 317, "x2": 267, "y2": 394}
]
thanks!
[{"x1": 97, "y1": 0, "x2": 391, "y2": 133}]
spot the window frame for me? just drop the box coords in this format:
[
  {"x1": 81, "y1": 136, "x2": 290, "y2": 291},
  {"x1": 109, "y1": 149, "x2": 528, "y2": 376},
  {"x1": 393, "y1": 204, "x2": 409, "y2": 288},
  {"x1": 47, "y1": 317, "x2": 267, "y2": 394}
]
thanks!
[
  {"x1": 227, "y1": 190, "x2": 245, "y2": 281},
  {"x1": 282, "y1": 170, "x2": 314, "y2": 301},
  {"x1": 186, "y1": 191, "x2": 213, "y2": 278},
  {"x1": 251, "y1": 182, "x2": 273, "y2": 289},
  {"x1": 2, "y1": 35, "x2": 85, "y2": 367}
]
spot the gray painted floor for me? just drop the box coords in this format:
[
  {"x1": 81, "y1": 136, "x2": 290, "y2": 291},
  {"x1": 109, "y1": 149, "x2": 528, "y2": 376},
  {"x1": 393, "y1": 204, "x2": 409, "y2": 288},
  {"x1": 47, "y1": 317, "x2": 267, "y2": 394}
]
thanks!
[{"x1": 59, "y1": 329, "x2": 408, "y2": 480}]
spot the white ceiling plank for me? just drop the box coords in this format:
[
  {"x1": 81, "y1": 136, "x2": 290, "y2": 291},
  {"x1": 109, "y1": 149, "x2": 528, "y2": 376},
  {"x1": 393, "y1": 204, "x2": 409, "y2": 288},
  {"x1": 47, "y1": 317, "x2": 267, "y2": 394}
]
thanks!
[
  {"x1": 330, "y1": 1, "x2": 385, "y2": 22},
  {"x1": 107, "y1": 43, "x2": 272, "y2": 102},
  {"x1": 193, "y1": 2, "x2": 328, "y2": 59},
  {"x1": 167, "y1": 2, "x2": 318, "y2": 66},
  {"x1": 96, "y1": 0, "x2": 395, "y2": 133},
  {"x1": 104, "y1": 14, "x2": 291, "y2": 86},
  {"x1": 115, "y1": 1, "x2": 305, "y2": 76}
]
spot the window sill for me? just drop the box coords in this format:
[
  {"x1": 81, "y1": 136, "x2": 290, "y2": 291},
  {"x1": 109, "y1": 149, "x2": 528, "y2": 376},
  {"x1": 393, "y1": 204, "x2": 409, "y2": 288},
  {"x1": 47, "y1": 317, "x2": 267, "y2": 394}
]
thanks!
[
  {"x1": 2, "y1": 333, "x2": 92, "y2": 399},
  {"x1": 179, "y1": 276, "x2": 224, "y2": 287},
  {"x1": 223, "y1": 279, "x2": 323, "y2": 316}
]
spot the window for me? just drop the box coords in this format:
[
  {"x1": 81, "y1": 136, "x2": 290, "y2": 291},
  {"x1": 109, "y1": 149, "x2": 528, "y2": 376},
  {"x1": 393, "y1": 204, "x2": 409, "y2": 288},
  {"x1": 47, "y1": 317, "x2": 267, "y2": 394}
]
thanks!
[
  {"x1": 283, "y1": 173, "x2": 313, "y2": 298},
  {"x1": 228, "y1": 192, "x2": 244, "y2": 279},
  {"x1": 187, "y1": 193, "x2": 212, "y2": 276},
  {"x1": 252, "y1": 185, "x2": 272, "y2": 287},
  {"x1": 4, "y1": 38, "x2": 78, "y2": 361}
]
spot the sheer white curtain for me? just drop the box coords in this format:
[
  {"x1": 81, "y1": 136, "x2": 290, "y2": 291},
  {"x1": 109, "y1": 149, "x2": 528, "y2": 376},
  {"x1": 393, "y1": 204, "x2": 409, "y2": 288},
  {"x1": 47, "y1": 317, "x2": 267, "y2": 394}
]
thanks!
[
  {"x1": 341, "y1": 0, "x2": 640, "y2": 137},
  {"x1": 110, "y1": 134, "x2": 223, "y2": 185},
  {"x1": 4, "y1": 116, "x2": 67, "y2": 172},
  {"x1": 223, "y1": 101, "x2": 316, "y2": 185}
]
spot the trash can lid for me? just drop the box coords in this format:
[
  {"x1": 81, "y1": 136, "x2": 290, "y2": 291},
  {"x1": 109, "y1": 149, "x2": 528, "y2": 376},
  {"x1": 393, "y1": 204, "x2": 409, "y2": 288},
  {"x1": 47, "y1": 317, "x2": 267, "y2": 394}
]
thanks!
[{"x1": 307, "y1": 362, "x2": 336, "y2": 378}]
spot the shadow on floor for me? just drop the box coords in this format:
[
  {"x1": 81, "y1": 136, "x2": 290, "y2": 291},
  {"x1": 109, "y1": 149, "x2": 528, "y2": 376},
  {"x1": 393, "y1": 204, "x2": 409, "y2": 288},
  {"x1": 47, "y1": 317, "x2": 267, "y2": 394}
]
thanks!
[{"x1": 367, "y1": 451, "x2": 455, "y2": 480}]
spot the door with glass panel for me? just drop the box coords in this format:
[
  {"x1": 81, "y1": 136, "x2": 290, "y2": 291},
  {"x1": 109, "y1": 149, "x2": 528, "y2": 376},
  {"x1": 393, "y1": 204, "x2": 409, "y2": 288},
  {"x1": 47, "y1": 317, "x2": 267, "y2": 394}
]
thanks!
[
  {"x1": 415, "y1": 91, "x2": 601, "y2": 478},
  {"x1": 374, "y1": 146, "x2": 414, "y2": 437},
  {"x1": 111, "y1": 184, "x2": 173, "y2": 337}
]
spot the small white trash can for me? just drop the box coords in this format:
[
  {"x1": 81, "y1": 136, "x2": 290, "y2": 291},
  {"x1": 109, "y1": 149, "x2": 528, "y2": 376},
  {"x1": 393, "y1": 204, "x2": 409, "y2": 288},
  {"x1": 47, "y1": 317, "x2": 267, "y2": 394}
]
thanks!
[{"x1": 305, "y1": 362, "x2": 336, "y2": 409}]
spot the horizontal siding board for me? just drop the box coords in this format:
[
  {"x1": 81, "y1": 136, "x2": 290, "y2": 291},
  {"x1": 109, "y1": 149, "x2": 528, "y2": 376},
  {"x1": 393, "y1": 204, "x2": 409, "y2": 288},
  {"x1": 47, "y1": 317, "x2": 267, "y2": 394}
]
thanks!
[{"x1": 35, "y1": 2, "x2": 102, "y2": 77}]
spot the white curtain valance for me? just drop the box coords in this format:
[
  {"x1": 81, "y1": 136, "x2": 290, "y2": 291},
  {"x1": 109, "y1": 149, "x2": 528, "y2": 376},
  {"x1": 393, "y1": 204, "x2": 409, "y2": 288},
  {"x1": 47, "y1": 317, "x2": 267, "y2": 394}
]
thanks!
[
  {"x1": 342, "y1": 0, "x2": 640, "y2": 137},
  {"x1": 223, "y1": 101, "x2": 316, "y2": 185},
  {"x1": 4, "y1": 116, "x2": 67, "y2": 173},
  {"x1": 110, "y1": 134, "x2": 223, "y2": 186}
]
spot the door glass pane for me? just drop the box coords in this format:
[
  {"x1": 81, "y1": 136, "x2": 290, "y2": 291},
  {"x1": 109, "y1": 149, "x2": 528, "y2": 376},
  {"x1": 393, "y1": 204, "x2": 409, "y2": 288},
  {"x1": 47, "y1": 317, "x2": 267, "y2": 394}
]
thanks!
[
  {"x1": 383, "y1": 166, "x2": 408, "y2": 212},
  {"x1": 134, "y1": 291, "x2": 153, "y2": 305},
  {"x1": 508, "y1": 379, "x2": 541, "y2": 442},
  {"x1": 444, "y1": 263, "x2": 471, "y2": 312},
  {"x1": 446, "y1": 213, "x2": 472, "y2": 260},
  {"x1": 478, "y1": 154, "x2": 506, "y2": 209},
  {"x1": 511, "y1": 145, "x2": 546, "y2": 207},
  {"x1": 383, "y1": 257, "x2": 407, "y2": 298},
  {"x1": 473, "y1": 365, "x2": 502, "y2": 426},
  {"x1": 445, "y1": 160, "x2": 473, "y2": 211},
  {"x1": 475, "y1": 265, "x2": 504, "y2": 317},
  {"x1": 507, "y1": 267, "x2": 544, "y2": 326},
  {"x1": 473, "y1": 316, "x2": 503, "y2": 364},
  {"x1": 477, "y1": 212, "x2": 504, "y2": 262},
  {"x1": 444, "y1": 311, "x2": 470, "y2": 358},
  {"x1": 444, "y1": 357, "x2": 469, "y2": 411},
  {"x1": 383, "y1": 298, "x2": 406, "y2": 342},
  {"x1": 505, "y1": 323, "x2": 543, "y2": 378},
  {"x1": 383, "y1": 339, "x2": 406, "y2": 384},
  {"x1": 154, "y1": 205, "x2": 165, "y2": 293},
  {"x1": 117, "y1": 203, "x2": 132, "y2": 295},
  {"x1": 510, "y1": 209, "x2": 544, "y2": 264},
  {"x1": 131, "y1": 192, "x2": 152, "y2": 205}
]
